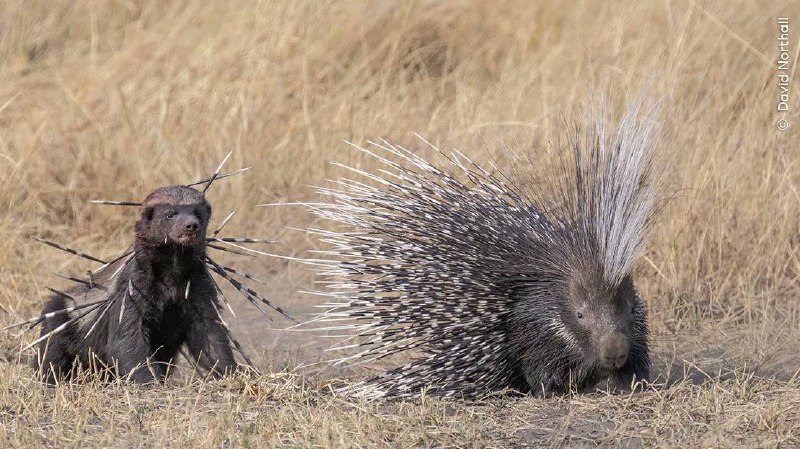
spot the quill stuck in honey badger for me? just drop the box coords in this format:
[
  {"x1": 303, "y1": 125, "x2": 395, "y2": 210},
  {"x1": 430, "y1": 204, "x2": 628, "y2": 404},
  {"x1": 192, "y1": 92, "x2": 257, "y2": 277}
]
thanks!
[
  {"x1": 35, "y1": 186, "x2": 234, "y2": 383},
  {"x1": 7, "y1": 157, "x2": 292, "y2": 384}
]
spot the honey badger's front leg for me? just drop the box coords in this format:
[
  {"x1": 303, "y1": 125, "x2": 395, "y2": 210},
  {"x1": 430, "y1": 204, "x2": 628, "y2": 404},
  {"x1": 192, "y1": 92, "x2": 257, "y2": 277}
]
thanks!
[
  {"x1": 183, "y1": 275, "x2": 237, "y2": 377},
  {"x1": 107, "y1": 316, "x2": 164, "y2": 383}
]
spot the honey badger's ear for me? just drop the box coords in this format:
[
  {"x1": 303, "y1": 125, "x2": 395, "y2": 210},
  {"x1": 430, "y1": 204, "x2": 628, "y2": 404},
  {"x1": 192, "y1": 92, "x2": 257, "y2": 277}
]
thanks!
[{"x1": 142, "y1": 206, "x2": 154, "y2": 221}]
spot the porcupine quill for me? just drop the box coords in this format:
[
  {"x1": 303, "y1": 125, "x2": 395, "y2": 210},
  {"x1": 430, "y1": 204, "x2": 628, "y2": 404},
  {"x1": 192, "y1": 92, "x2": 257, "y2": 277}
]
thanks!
[{"x1": 294, "y1": 98, "x2": 665, "y2": 399}]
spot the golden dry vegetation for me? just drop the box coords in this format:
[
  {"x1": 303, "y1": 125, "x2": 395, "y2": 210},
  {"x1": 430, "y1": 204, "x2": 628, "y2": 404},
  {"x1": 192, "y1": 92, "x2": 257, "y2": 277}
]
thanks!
[{"x1": 1, "y1": 0, "x2": 799, "y2": 447}]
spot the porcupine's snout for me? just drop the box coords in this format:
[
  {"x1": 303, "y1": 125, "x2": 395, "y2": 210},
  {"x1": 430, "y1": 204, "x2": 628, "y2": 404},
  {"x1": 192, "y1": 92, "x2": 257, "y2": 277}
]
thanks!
[{"x1": 597, "y1": 332, "x2": 629, "y2": 369}]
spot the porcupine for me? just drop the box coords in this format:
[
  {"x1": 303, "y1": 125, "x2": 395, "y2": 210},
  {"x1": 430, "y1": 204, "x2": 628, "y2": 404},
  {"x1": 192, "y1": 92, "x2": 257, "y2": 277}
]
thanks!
[
  {"x1": 299, "y1": 99, "x2": 664, "y2": 399},
  {"x1": 6, "y1": 156, "x2": 293, "y2": 384}
]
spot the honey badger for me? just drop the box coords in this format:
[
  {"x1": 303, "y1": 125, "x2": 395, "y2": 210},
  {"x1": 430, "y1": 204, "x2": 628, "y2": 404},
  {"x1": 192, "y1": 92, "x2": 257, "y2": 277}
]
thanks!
[{"x1": 34, "y1": 186, "x2": 239, "y2": 383}]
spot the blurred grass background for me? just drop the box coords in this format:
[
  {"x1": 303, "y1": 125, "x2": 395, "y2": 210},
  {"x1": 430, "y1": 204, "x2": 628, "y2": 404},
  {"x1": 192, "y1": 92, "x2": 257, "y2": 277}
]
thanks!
[{"x1": 0, "y1": 0, "x2": 799, "y2": 446}]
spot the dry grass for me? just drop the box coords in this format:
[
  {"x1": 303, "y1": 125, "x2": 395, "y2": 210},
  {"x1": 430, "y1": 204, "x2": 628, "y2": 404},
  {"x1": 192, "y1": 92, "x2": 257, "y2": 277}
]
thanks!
[{"x1": 1, "y1": 0, "x2": 799, "y2": 447}]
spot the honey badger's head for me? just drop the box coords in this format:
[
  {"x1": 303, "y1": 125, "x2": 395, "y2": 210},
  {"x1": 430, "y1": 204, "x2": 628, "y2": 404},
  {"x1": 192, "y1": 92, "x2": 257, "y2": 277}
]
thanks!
[{"x1": 135, "y1": 186, "x2": 212, "y2": 248}]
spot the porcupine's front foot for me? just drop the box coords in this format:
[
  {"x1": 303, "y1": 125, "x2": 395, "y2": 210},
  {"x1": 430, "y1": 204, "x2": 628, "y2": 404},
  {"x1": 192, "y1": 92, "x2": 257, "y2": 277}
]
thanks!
[
  {"x1": 595, "y1": 350, "x2": 650, "y2": 393},
  {"x1": 519, "y1": 367, "x2": 572, "y2": 397},
  {"x1": 614, "y1": 360, "x2": 650, "y2": 392}
]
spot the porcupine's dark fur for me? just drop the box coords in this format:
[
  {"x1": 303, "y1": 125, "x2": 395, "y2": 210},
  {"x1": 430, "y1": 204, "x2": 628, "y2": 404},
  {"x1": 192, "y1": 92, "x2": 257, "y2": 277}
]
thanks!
[
  {"x1": 8, "y1": 156, "x2": 293, "y2": 384},
  {"x1": 302, "y1": 99, "x2": 663, "y2": 399}
]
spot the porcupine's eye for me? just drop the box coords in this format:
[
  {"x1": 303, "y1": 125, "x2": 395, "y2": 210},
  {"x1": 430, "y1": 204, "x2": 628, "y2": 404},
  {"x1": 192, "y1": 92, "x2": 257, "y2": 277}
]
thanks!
[
  {"x1": 576, "y1": 312, "x2": 584, "y2": 319},
  {"x1": 165, "y1": 211, "x2": 177, "y2": 220}
]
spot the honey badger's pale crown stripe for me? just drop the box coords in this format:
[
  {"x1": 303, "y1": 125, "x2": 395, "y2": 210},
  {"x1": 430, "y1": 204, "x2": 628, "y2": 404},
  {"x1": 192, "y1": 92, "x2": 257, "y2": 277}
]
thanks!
[{"x1": 142, "y1": 186, "x2": 207, "y2": 208}]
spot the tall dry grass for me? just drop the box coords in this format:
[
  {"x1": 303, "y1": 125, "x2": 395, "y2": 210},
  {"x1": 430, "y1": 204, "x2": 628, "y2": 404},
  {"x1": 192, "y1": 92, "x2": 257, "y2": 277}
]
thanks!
[{"x1": 0, "y1": 0, "x2": 799, "y2": 446}]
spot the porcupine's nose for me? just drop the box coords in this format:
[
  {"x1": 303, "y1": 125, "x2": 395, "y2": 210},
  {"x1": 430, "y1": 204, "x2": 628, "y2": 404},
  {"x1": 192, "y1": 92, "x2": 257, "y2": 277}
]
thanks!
[{"x1": 598, "y1": 332, "x2": 629, "y2": 369}]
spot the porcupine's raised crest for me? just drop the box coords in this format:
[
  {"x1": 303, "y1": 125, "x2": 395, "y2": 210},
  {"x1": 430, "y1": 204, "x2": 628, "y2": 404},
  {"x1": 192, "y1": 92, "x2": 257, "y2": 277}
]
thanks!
[
  {"x1": 296, "y1": 97, "x2": 664, "y2": 399},
  {"x1": 4, "y1": 153, "x2": 294, "y2": 382}
]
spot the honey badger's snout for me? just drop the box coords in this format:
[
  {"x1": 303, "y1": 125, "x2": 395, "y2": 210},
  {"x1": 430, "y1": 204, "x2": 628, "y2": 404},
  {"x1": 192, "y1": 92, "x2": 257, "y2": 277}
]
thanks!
[
  {"x1": 597, "y1": 332, "x2": 629, "y2": 369},
  {"x1": 182, "y1": 216, "x2": 200, "y2": 233},
  {"x1": 174, "y1": 214, "x2": 203, "y2": 245}
]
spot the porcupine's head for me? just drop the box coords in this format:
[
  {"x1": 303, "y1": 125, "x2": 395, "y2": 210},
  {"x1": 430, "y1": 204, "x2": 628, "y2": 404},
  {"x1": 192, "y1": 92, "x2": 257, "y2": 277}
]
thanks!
[
  {"x1": 508, "y1": 100, "x2": 659, "y2": 394},
  {"x1": 520, "y1": 261, "x2": 648, "y2": 379},
  {"x1": 508, "y1": 245, "x2": 650, "y2": 394},
  {"x1": 135, "y1": 186, "x2": 212, "y2": 248},
  {"x1": 562, "y1": 269, "x2": 641, "y2": 371}
]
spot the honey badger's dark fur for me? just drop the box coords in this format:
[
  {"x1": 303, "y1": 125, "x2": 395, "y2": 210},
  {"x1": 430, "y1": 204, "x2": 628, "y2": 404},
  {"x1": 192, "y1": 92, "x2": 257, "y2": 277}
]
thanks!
[{"x1": 35, "y1": 186, "x2": 237, "y2": 383}]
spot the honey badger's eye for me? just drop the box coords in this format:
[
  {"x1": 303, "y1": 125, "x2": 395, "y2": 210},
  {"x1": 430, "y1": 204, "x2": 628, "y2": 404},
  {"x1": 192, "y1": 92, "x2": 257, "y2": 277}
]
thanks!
[{"x1": 165, "y1": 212, "x2": 177, "y2": 219}]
